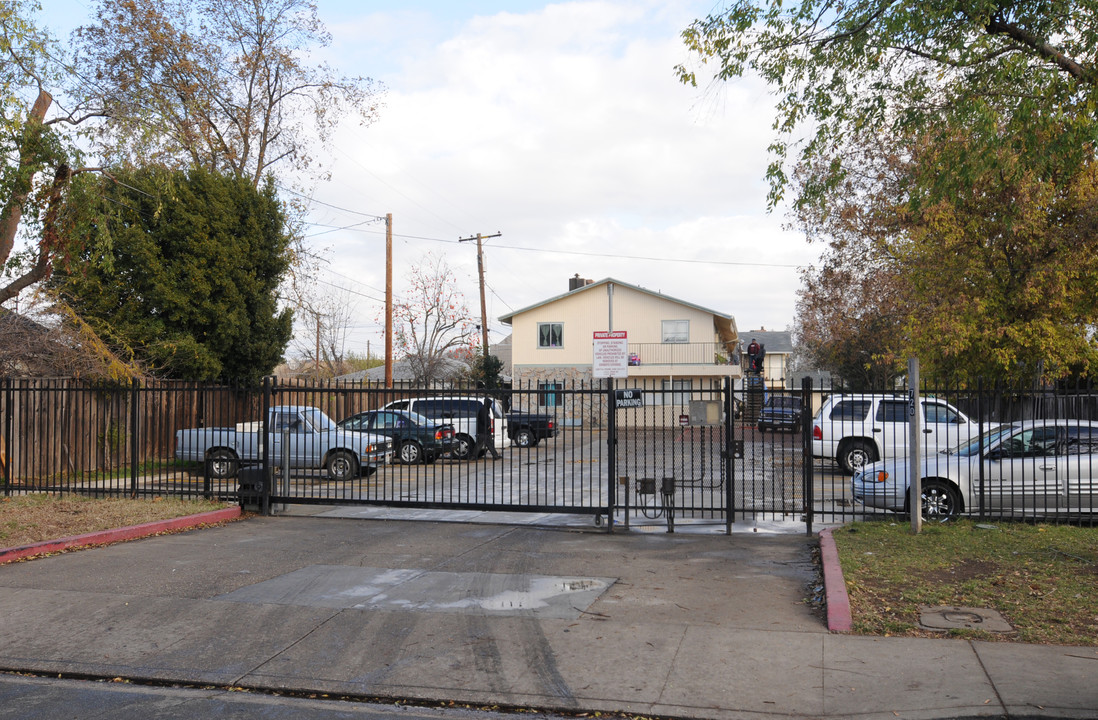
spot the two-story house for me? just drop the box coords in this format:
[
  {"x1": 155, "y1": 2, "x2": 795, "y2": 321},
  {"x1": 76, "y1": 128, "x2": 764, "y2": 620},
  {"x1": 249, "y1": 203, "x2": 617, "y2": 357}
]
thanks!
[{"x1": 499, "y1": 276, "x2": 740, "y2": 426}]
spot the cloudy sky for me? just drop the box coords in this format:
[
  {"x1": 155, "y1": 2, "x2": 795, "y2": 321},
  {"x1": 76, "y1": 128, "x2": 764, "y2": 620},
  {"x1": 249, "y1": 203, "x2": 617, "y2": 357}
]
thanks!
[{"x1": 41, "y1": 0, "x2": 818, "y2": 359}]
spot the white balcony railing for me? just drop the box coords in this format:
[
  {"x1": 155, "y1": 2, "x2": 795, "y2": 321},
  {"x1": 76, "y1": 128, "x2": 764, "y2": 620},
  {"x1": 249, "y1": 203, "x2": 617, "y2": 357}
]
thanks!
[{"x1": 626, "y1": 342, "x2": 739, "y2": 367}]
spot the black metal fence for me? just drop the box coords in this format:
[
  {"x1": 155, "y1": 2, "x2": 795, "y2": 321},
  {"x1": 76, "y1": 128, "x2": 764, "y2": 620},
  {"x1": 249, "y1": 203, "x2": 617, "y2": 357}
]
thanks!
[{"x1": 3, "y1": 376, "x2": 1098, "y2": 530}]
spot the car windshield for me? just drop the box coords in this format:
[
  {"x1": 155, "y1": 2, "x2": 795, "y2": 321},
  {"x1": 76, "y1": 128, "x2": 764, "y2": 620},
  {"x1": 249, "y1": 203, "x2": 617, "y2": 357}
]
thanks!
[
  {"x1": 769, "y1": 397, "x2": 799, "y2": 408},
  {"x1": 304, "y1": 408, "x2": 336, "y2": 432},
  {"x1": 949, "y1": 425, "x2": 1014, "y2": 457}
]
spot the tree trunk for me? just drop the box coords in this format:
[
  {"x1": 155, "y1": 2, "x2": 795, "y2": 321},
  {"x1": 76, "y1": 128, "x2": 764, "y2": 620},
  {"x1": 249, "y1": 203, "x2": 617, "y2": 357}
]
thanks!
[{"x1": 0, "y1": 90, "x2": 61, "y2": 305}]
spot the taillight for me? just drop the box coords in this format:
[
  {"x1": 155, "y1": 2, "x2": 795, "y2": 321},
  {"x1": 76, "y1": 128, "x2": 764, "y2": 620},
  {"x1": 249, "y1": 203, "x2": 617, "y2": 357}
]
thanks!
[
  {"x1": 813, "y1": 425, "x2": 822, "y2": 440},
  {"x1": 548, "y1": 420, "x2": 554, "y2": 430}
]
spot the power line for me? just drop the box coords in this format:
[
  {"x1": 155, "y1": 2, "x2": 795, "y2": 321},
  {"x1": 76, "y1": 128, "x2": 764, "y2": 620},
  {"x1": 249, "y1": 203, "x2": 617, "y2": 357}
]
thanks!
[
  {"x1": 298, "y1": 221, "x2": 801, "y2": 269},
  {"x1": 275, "y1": 184, "x2": 388, "y2": 221},
  {"x1": 321, "y1": 267, "x2": 386, "y2": 296}
]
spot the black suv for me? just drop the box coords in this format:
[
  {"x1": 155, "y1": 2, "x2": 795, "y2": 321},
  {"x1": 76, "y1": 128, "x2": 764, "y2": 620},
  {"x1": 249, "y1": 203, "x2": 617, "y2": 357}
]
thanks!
[{"x1": 757, "y1": 395, "x2": 804, "y2": 432}]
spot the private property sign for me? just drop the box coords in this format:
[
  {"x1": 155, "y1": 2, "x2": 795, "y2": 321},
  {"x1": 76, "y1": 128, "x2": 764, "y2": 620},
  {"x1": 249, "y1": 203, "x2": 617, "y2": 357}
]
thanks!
[{"x1": 592, "y1": 330, "x2": 628, "y2": 378}]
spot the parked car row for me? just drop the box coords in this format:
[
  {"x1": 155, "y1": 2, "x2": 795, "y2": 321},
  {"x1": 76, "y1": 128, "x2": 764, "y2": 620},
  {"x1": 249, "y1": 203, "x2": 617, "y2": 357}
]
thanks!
[
  {"x1": 853, "y1": 419, "x2": 1098, "y2": 521},
  {"x1": 174, "y1": 395, "x2": 559, "y2": 481},
  {"x1": 809, "y1": 392, "x2": 1098, "y2": 521}
]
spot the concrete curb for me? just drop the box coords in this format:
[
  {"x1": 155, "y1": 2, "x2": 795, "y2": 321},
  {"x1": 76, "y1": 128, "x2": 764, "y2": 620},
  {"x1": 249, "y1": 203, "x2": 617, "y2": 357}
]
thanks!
[
  {"x1": 818, "y1": 526, "x2": 853, "y2": 632},
  {"x1": 0, "y1": 506, "x2": 242, "y2": 565}
]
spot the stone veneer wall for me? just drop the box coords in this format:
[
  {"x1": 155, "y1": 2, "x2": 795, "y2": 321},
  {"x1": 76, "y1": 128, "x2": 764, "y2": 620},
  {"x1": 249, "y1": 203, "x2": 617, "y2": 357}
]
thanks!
[{"x1": 511, "y1": 365, "x2": 610, "y2": 429}]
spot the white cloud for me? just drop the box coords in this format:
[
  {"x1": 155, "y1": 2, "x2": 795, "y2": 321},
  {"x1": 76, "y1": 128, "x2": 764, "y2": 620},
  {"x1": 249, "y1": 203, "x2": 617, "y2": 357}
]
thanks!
[{"x1": 301, "y1": 0, "x2": 820, "y2": 355}]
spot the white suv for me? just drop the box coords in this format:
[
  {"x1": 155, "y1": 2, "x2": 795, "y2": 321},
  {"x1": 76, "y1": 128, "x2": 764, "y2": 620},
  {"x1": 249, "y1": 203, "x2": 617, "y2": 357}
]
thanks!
[
  {"x1": 380, "y1": 396, "x2": 508, "y2": 460},
  {"x1": 812, "y1": 394, "x2": 984, "y2": 473}
]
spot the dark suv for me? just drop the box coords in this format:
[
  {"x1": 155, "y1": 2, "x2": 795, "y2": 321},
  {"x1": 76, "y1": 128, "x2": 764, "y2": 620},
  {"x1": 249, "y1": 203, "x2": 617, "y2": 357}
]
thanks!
[{"x1": 757, "y1": 395, "x2": 804, "y2": 432}]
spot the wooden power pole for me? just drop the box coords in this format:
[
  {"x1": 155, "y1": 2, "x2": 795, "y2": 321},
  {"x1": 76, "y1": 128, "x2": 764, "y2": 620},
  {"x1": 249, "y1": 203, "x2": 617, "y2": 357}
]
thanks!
[
  {"x1": 385, "y1": 213, "x2": 394, "y2": 386},
  {"x1": 459, "y1": 231, "x2": 501, "y2": 357}
]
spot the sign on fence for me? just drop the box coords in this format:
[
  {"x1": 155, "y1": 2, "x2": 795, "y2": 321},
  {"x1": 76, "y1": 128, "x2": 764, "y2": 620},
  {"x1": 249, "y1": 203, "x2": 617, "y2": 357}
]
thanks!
[
  {"x1": 593, "y1": 330, "x2": 628, "y2": 378},
  {"x1": 614, "y1": 388, "x2": 644, "y2": 408}
]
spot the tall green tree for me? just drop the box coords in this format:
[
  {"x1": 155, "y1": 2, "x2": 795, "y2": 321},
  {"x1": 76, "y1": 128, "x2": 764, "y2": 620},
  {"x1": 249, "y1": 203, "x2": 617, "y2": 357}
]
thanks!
[
  {"x1": 792, "y1": 121, "x2": 1098, "y2": 386},
  {"x1": 899, "y1": 129, "x2": 1098, "y2": 384},
  {"x1": 53, "y1": 167, "x2": 293, "y2": 384},
  {"x1": 684, "y1": 1, "x2": 1098, "y2": 385},
  {"x1": 678, "y1": 1, "x2": 1098, "y2": 209}
]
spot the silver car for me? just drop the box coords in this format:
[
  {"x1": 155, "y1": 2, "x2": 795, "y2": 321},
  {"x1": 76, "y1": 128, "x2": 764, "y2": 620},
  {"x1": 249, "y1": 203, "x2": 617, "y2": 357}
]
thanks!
[{"x1": 851, "y1": 419, "x2": 1098, "y2": 521}]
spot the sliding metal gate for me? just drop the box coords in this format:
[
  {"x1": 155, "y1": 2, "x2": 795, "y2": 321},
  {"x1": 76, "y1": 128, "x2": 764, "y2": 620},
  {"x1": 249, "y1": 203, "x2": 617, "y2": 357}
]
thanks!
[{"x1": 0, "y1": 376, "x2": 848, "y2": 533}]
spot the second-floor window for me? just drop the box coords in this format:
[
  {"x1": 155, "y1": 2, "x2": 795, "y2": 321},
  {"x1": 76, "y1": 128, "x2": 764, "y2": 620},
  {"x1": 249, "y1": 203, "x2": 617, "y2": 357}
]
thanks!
[
  {"x1": 662, "y1": 319, "x2": 689, "y2": 343},
  {"x1": 538, "y1": 322, "x2": 563, "y2": 348}
]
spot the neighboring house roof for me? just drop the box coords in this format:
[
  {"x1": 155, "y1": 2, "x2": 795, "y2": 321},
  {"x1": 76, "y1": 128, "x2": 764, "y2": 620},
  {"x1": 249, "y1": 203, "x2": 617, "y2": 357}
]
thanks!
[
  {"x1": 490, "y1": 335, "x2": 512, "y2": 380},
  {"x1": 499, "y1": 277, "x2": 738, "y2": 347},
  {"x1": 335, "y1": 355, "x2": 471, "y2": 383},
  {"x1": 742, "y1": 330, "x2": 793, "y2": 354}
]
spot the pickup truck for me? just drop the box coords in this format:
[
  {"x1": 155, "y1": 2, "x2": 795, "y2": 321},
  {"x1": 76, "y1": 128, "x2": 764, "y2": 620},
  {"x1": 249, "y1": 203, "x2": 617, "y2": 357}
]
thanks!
[
  {"x1": 506, "y1": 411, "x2": 557, "y2": 447},
  {"x1": 175, "y1": 405, "x2": 393, "y2": 481}
]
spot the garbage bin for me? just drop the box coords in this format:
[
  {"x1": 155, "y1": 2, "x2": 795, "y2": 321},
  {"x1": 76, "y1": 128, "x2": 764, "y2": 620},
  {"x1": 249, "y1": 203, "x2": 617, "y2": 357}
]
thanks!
[{"x1": 238, "y1": 466, "x2": 265, "y2": 511}]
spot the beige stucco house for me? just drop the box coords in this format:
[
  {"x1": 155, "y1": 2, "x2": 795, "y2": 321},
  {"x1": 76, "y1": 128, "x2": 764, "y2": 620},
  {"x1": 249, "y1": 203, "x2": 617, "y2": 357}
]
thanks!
[{"x1": 499, "y1": 277, "x2": 740, "y2": 426}]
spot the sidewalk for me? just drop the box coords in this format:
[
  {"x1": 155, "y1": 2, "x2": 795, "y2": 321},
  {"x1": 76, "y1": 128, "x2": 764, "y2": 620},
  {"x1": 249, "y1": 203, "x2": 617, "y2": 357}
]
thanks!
[{"x1": 0, "y1": 509, "x2": 1094, "y2": 719}]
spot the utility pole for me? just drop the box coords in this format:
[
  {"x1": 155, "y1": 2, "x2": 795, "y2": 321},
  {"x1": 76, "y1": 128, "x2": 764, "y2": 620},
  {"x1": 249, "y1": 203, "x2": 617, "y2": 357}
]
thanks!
[
  {"x1": 385, "y1": 214, "x2": 393, "y2": 387},
  {"x1": 459, "y1": 231, "x2": 501, "y2": 357}
]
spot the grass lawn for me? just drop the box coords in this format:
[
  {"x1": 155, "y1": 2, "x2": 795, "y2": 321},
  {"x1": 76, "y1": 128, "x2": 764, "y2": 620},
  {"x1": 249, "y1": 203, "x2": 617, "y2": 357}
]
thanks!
[
  {"x1": 0, "y1": 494, "x2": 232, "y2": 549},
  {"x1": 831, "y1": 519, "x2": 1098, "y2": 645}
]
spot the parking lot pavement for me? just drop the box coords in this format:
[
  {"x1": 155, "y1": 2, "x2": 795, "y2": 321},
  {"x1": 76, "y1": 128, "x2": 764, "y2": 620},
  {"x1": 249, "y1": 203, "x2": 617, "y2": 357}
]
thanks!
[{"x1": 0, "y1": 513, "x2": 1095, "y2": 719}]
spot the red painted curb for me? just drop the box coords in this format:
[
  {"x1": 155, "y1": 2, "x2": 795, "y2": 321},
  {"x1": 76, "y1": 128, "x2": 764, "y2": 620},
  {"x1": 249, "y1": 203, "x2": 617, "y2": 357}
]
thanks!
[
  {"x1": 0, "y1": 506, "x2": 243, "y2": 565},
  {"x1": 818, "y1": 527, "x2": 853, "y2": 632}
]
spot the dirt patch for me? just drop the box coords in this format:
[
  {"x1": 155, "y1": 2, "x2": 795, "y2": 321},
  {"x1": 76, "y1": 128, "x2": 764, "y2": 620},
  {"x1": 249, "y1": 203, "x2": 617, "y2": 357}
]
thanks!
[{"x1": 0, "y1": 494, "x2": 231, "y2": 549}]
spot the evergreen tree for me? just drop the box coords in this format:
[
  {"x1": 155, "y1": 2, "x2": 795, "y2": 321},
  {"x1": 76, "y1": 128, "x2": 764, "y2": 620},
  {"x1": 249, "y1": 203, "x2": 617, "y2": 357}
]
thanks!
[{"x1": 54, "y1": 167, "x2": 292, "y2": 384}]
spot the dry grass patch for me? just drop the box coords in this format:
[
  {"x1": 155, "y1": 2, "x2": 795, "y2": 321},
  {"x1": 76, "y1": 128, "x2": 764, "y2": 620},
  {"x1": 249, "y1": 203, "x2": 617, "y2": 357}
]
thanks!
[
  {"x1": 0, "y1": 494, "x2": 231, "y2": 548},
  {"x1": 831, "y1": 520, "x2": 1098, "y2": 645}
]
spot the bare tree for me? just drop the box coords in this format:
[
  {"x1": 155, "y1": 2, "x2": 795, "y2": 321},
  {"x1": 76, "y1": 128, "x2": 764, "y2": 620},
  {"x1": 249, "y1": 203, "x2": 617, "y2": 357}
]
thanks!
[
  {"x1": 75, "y1": 0, "x2": 383, "y2": 187},
  {"x1": 291, "y1": 287, "x2": 360, "y2": 379},
  {"x1": 385, "y1": 255, "x2": 476, "y2": 386}
]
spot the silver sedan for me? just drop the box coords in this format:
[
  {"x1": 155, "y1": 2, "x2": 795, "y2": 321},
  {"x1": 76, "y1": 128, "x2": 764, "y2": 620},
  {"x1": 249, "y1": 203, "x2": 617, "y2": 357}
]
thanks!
[{"x1": 851, "y1": 419, "x2": 1098, "y2": 521}]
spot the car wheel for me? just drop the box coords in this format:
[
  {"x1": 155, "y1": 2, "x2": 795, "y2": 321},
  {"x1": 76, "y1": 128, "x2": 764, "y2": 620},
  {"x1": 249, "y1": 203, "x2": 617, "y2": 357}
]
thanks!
[
  {"x1": 757, "y1": 424, "x2": 766, "y2": 433},
  {"x1": 515, "y1": 428, "x2": 535, "y2": 448},
  {"x1": 840, "y1": 440, "x2": 877, "y2": 474},
  {"x1": 399, "y1": 441, "x2": 423, "y2": 464},
  {"x1": 921, "y1": 479, "x2": 962, "y2": 522},
  {"x1": 206, "y1": 449, "x2": 240, "y2": 479},
  {"x1": 326, "y1": 450, "x2": 359, "y2": 481},
  {"x1": 452, "y1": 434, "x2": 474, "y2": 460}
]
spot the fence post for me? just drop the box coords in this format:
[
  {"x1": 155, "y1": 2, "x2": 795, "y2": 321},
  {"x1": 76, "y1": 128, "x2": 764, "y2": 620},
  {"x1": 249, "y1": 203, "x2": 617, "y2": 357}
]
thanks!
[
  {"x1": 2, "y1": 377, "x2": 10, "y2": 495},
  {"x1": 908, "y1": 358, "x2": 922, "y2": 534},
  {"x1": 977, "y1": 376, "x2": 985, "y2": 519},
  {"x1": 724, "y1": 376, "x2": 734, "y2": 534},
  {"x1": 261, "y1": 376, "x2": 272, "y2": 516},
  {"x1": 130, "y1": 378, "x2": 140, "y2": 497},
  {"x1": 606, "y1": 377, "x2": 616, "y2": 533},
  {"x1": 802, "y1": 376, "x2": 814, "y2": 536}
]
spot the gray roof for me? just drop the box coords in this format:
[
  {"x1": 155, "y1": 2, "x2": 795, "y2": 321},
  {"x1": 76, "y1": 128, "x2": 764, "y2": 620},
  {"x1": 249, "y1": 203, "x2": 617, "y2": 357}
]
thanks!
[
  {"x1": 335, "y1": 356, "x2": 471, "y2": 383},
  {"x1": 743, "y1": 330, "x2": 793, "y2": 354}
]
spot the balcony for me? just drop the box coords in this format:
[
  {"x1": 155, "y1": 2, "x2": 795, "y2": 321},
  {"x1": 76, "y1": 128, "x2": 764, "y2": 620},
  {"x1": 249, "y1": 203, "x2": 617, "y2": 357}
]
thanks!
[{"x1": 626, "y1": 342, "x2": 741, "y2": 377}]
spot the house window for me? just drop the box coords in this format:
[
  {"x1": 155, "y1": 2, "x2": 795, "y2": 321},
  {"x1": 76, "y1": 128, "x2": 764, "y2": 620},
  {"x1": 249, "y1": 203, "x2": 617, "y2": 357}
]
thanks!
[
  {"x1": 538, "y1": 381, "x2": 561, "y2": 408},
  {"x1": 654, "y1": 379, "x2": 692, "y2": 406},
  {"x1": 662, "y1": 320, "x2": 689, "y2": 343},
  {"x1": 538, "y1": 322, "x2": 563, "y2": 348}
]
